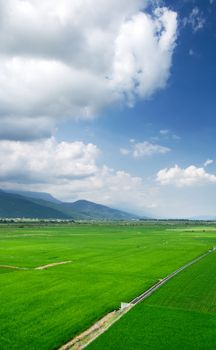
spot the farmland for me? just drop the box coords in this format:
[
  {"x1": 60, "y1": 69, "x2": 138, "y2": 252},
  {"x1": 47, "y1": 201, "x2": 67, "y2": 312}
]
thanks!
[
  {"x1": 0, "y1": 223, "x2": 216, "y2": 350},
  {"x1": 88, "y1": 243, "x2": 216, "y2": 350}
]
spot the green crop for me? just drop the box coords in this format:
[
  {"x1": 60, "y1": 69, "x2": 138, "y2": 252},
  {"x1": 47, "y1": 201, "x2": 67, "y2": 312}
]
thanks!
[{"x1": 1, "y1": 223, "x2": 216, "y2": 350}]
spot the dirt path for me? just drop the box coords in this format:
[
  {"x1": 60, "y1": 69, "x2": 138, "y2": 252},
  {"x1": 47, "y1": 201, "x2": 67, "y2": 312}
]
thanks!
[
  {"x1": 35, "y1": 261, "x2": 72, "y2": 270},
  {"x1": 59, "y1": 311, "x2": 121, "y2": 350},
  {"x1": 0, "y1": 265, "x2": 27, "y2": 270},
  {"x1": 58, "y1": 248, "x2": 215, "y2": 350},
  {"x1": 0, "y1": 261, "x2": 72, "y2": 271}
]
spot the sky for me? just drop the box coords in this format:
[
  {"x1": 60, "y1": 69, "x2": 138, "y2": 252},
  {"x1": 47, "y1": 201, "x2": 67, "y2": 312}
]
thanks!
[{"x1": 0, "y1": 0, "x2": 215, "y2": 218}]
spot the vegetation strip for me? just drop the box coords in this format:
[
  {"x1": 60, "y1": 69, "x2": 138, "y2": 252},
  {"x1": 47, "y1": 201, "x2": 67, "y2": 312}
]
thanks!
[{"x1": 59, "y1": 248, "x2": 214, "y2": 350}]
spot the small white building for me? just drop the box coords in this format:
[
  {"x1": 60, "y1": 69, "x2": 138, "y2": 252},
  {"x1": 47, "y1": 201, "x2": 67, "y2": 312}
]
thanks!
[{"x1": 120, "y1": 302, "x2": 131, "y2": 311}]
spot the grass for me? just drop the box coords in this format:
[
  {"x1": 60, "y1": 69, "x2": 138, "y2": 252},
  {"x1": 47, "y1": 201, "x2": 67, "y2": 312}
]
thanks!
[
  {"x1": 87, "y1": 250, "x2": 216, "y2": 350},
  {"x1": 0, "y1": 223, "x2": 216, "y2": 350}
]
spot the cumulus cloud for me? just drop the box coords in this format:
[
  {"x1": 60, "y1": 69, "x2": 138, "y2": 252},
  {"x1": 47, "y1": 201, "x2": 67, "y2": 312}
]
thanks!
[
  {"x1": 156, "y1": 165, "x2": 216, "y2": 187},
  {"x1": 0, "y1": 117, "x2": 55, "y2": 141},
  {"x1": 120, "y1": 140, "x2": 170, "y2": 158},
  {"x1": 183, "y1": 7, "x2": 205, "y2": 32},
  {"x1": 0, "y1": 138, "x2": 100, "y2": 183},
  {"x1": 133, "y1": 141, "x2": 170, "y2": 158},
  {"x1": 160, "y1": 129, "x2": 169, "y2": 135},
  {"x1": 55, "y1": 166, "x2": 156, "y2": 213},
  {"x1": 120, "y1": 148, "x2": 130, "y2": 156},
  {"x1": 153, "y1": 129, "x2": 181, "y2": 141},
  {"x1": 0, "y1": 138, "x2": 155, "y2": 212},
  {"x1": 204, "y1": 159, "x2": 214, "y2": 167},
  {"x1": 0, "y1": 0, "x2": 177, "y2": 140}
]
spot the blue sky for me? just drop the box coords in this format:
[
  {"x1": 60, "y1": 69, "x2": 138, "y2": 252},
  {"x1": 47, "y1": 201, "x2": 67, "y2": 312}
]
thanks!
[{"x1": 0, "y1": 0, "x2": 215, "y2": 218}]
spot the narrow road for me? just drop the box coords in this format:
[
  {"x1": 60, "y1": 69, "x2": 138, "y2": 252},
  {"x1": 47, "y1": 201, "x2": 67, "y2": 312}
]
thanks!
[
  {"x1": 131, "y1": 249, "x2": 212, "y2": 305},
  {"x1": 59, "y1": 248, "x2": 214, "y2": 350}
]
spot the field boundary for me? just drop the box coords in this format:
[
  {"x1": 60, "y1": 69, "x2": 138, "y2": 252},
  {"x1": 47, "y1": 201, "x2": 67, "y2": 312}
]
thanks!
[
  {"x1": 0, "y1": 265, "x2": 28, "y2": 270},
  {"x1": 0, "y1": 261, "x2": 72, "y2": 271},
  {"x1": 35, "y1": 261, "x2": 72, "y2": 270},
  {"x1": 58, "y1": 248, "x2": 215, "y2": 350}
]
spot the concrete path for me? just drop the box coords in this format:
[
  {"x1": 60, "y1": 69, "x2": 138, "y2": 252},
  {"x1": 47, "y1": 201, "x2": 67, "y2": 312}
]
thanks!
[{"x1": 58, "y1": 248, "x2": 214, "y2": 350}]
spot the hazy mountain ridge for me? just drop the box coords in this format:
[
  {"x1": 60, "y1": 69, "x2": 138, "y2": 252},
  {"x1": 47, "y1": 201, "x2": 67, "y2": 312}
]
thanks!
[
  {"x1": 0, "y1": 189, "x2": 140, "y2": 220},
  {"x1": 0, "y1": 190, "x2": 70, "y2": 219},
  {"x1": 7, "y1": 190, "x2": 61, "y2": 204}
]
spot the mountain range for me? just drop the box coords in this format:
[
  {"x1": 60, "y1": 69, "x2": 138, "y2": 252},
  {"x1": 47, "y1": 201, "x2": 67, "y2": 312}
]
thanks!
[{"x1": 0, "y1": 189, "x2": 140, "y2": 221}]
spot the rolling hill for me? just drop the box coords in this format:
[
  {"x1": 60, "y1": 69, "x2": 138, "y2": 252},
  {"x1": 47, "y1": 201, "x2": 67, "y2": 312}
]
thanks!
[
  {"x1": 7, "y1": 190, "x2": 61, "y2": 204},
  {"x1": 66, "y1": 200, "x2": 137, "y2": 220},
  {"x1": 0, "y1": 189, "x2": 140, "y2": 220},
  {"x1": 0, "y1": 190, "x2": 70, "y2": 219}
]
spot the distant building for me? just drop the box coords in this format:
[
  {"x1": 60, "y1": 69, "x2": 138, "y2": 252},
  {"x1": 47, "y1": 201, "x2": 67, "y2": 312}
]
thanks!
[{"x1": 120, "y1": 302, "x2": 131, "y2": 311}]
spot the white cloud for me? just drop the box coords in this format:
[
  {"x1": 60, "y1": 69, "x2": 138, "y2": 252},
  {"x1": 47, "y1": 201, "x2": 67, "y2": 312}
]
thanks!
[
  {"x1": 133, "y1": 141, "x2": 170, "y2": 158},
  {"x1": 204, "y1": 159, "x2": 214, "y2": 167},
  {"x1": 158, "y1": 129, "x2": 181, "y2": 140},
  {"x1": 0, "y1": 1, "x2": 178, "y2": 140},
  {"x1": 0, "y1": 138, "x2": 155, "y2": 213},
  {"x1": 120, "y1": 140, "x2": 171, "y2": 158},
  {"x1": 0, "y1": 138, "x2": 100, "y2": 183},
  {"x1": 60, "y1": 166, "x2": 156, "y2": 213},
  {"x1": 120, "y1": 148, "x2": 130, "y2": 156},
  {"x1": 156, "y1": 164, "x2": 216, "y2": 187},
  {"x1": 160, "y1": 129, "x2": 169, "y2": 135},
  {"x1": 110, "y1": 7, "x2": 177, "y2": 105},
  {"x1": 183, "y1": 7, "x2": 205, "y2": 32},
  {"x1": 0, "y1": 116, "x2": 55, "y2": 141},
  {"x1": 172, "y1": 134, "x2": 181, "y2": 141}
]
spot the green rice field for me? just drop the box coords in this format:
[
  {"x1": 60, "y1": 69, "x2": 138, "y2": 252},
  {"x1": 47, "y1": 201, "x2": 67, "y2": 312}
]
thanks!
[
  {"x1": 1, "y1": 223, "x2": 216, "y2": 350},
  {"x1": 88, "y1": 245, "x2": 216, "y2": 350}
]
